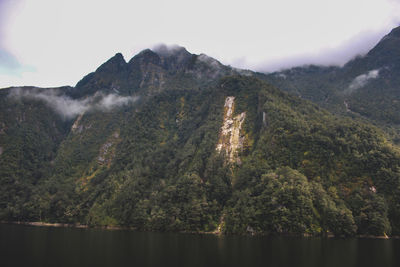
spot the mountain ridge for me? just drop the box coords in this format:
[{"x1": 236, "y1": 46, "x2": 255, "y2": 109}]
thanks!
[
  {"x1": 264, "y1": 26, "x2": 400, "y2": 129},
  {"x1": 1, "y1": 29, "x2": 400, "y2": 237}
]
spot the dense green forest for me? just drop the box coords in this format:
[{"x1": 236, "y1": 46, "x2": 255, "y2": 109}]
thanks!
[{"x1": 1, "y1": 40, "x2": 400, "y2": 237}]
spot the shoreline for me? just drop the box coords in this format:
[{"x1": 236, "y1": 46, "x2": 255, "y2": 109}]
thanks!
[
  {"x1": 1, "y1": 221, "x2": 398, "y2": 239},
  {"x1": 1, "y1": 221, "x2": 130, "y2": 230}
]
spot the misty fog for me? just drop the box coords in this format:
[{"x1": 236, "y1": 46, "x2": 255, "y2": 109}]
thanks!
[{"x1": 8, "y1": 87, "x2": 139, "y2": 119}]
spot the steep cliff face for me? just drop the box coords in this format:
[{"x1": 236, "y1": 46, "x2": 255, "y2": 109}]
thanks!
[{"x1": 216, "y1": 96, "x2": 246, "y2": 164}]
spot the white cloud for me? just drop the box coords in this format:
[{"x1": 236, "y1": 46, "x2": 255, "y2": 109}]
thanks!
[
  {"x1": 255, "y1": 30, "x2": 394, "y2": 72},
  {"x1": 8, "y1": 87, "x2": 139, "y2": 119},
  {"x1": 0, "y1": 0, "x2": 399, "y2": 87},
  {"x1": 348, "y1": 69, "x2": 380, "y2": 91}
]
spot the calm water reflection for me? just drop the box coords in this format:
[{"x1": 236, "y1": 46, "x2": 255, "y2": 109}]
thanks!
[{"x1": 1, "y1": 224, "x2": 399, "y2": 267}]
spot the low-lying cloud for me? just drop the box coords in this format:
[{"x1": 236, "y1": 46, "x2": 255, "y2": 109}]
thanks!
[
  {"x1": 255, "y1": 28, "x2": 394, "y2": 73},
  {"x1": 8, "y1": 87, "x2": 138, "y2": 119},
  {"x1": 348, "y1": 69, "x2": 380, "y2": 91}
]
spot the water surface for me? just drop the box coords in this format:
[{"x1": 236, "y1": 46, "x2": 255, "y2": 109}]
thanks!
[{"x1": 1, "y1": 224, "x2": 399, "y2": 267}]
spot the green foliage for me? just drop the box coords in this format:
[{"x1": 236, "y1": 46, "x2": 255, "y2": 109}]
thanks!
[
  {"x1": 347, "y1": 187, "x2": 391, "y2": 236},
  {"x1": 1, "y1": 53, "x2": 400, "y2": 238},
  {"x1": 0, "y1": 90, "x2": 70, "y2": 221},
  {"x1": 225, "y1": 167, "x2": 357, "y2": 236}
]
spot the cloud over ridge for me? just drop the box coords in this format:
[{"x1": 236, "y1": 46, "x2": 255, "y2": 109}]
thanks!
[{"x1": 8, "y1": 87, "x2": 139, "y2": 119}]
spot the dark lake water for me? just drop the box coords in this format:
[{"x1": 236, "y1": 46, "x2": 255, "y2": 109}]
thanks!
[{"x1": 1, "y1": 223, "x2": 399, "y2": 267}]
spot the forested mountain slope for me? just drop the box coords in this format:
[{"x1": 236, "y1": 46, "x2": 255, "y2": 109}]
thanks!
[{"x1": 1, "y1": 45, "x2": 400, "y2": 237}]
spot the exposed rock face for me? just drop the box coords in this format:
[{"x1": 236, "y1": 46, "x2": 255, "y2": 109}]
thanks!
[
  {"x1": 138, "y1": 61, "x2": 166, "y2": 91},
  {"x1": 216, "y1": 96, "x2": 246, "y2": 163},
  {"x1": 98, "y1": 142, "x2": 113, "y2": 164},
  {"x1": 71, "y1": 114, "x2": 84, "y2": 133},
  {"x1": 98, "y1": 131, "x2": 120, "y2": 166}
]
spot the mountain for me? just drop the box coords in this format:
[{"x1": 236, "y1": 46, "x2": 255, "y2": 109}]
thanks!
[
  {"x1": 70, "y1": 45, "x2": 246, "y2": 99},
  {"x1": 264, "y1": 26, "x2": 400, "y2": 131},
  {"x1": 1, "y1": 44, "x2": 400, "y2": 237}
]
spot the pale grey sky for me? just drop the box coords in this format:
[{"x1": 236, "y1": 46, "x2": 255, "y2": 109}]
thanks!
[{"x1": 0, "y1": 0, "x2": 399, "y2": 88}]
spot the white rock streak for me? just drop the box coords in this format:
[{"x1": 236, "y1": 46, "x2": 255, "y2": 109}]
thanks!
[{"x1": 216, "y1": 96, "x2": 246, "y2": 163}]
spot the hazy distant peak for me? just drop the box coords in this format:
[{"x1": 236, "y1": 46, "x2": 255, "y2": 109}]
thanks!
[
  {"x1": 152, "y1": 44, "x2": 190, "y2": 58},
  {"x1": 368, "y1": 25, "x2": 400, "y2": 52},
  {"x1": 197, "y1": 54, "x2": 222, "y2": 66},
  {"x1": 375, "y1": 26, "x2": 400, "y2": 46}
]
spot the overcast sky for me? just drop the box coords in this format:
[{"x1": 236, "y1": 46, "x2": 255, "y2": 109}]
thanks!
[{"x1": 0, "y1": 0, "x2": 399, "y2": 88}]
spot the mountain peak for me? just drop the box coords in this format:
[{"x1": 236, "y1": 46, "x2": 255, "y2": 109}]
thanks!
[
  {"x1": 74, "y1": 45, "x2": 245, "y2": 97},
  {"x1": 128, "y1": 49, "x2": 160, "y2": 66},
  {"x1": 152, "y1": 44, "x2": 190, "y2": 58},
  {"x1": 96, "y1": 52, "x2": 127, "y2": 73},
  {"x1": 368, "y1": 25, "x2": 400, "y2": 57},
  {"x1": 150, "y1": 44, "x2": 194, "y2": 71},
  {"x1": 387, "y1": 25, "x2": 400, "y2": 38},
  {"x1": 341, "y1": 25, "x2": 400, "y2": 70}
]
